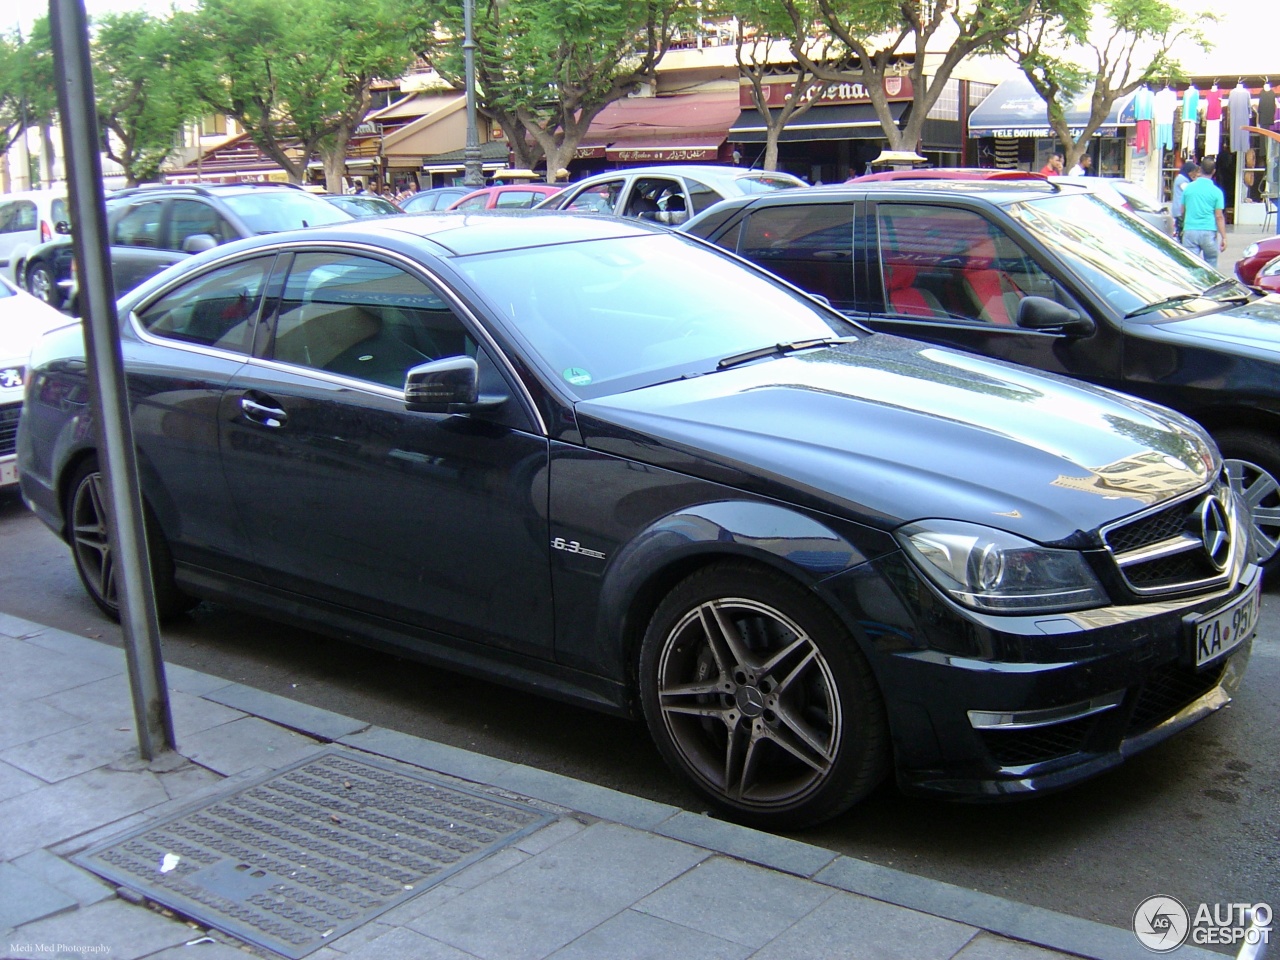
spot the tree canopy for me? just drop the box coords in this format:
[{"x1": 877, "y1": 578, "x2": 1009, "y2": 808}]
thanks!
[{"x1": 422, "y1": 0, "x2": 695, "y2": 180}]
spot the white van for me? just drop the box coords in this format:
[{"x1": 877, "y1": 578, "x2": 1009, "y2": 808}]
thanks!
[{"x1": 0, "y1": 188, "x2": 69, "y2": 287}]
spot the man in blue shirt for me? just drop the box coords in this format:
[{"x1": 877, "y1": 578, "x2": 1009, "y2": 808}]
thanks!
[
  {"x1": 1181, "y1": 159, "x2": 1226, "y2": 266},
  {"x1": 1170, "y1": 160, "x2": 1197, "y2": 242}
]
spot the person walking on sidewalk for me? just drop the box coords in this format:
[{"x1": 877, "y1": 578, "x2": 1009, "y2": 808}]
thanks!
[
  {"x1": 1181, "y1": 158, "x2": 1226, "y2": 266},
  {"x1": 1170, "y1": 160, "x2": 1198, "y2": 242}
]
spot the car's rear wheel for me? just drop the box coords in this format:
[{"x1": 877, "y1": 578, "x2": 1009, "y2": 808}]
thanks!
[
  {"x1": 639, "y1": 562, "x2": 888, "y2": 830},
  {"x1": 66, "y1": 458, "x2": 195, "y2": 621},
  {"x1": 26, "y1": 260, "x2": 63, "y2": 310},
  {"x1": 1215, "y1": 429, "x2": 1280, "y2": 571}
]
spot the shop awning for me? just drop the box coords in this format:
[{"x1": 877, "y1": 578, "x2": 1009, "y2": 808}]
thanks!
[
  {"x1": 727, "y1": 102, "x2": 908, "y2": 143},
  {"x1": 605, "y1": 137, "x2": 722, "y2": 162},
  {"x1": 968, "y1": 76, "x2": 1135, "y2": 138}
]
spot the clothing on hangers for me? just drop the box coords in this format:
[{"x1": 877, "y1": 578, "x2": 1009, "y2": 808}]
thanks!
[
  {"x1": 1228, "y1": 81, "x2": 1252, "y2": 152},
  {"x1": 1154, "y1": 87, "x2": 1178, "y2": 150}
]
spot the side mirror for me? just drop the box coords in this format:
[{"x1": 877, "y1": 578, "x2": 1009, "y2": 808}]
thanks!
[
  {"x1": 1017, "y1": 296, "x2": 1095, "y2": 336},
  {"x1": 405, "y1": 356, "x2": 505, "y2": 413},
  {"x1": 54, "y1": 220, "x2": 72, "y2": 235},
  {"x1": 182, "y1": 234, "x2": 218, "y2": 254}
]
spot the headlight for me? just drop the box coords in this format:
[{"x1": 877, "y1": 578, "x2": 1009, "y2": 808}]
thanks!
[
  {"x1": 897, "y1": 520, "x2": 1108, "y2": 614},
  {"x1": 1243, "y1": 243, "x2": 1259, "y2": 259}
]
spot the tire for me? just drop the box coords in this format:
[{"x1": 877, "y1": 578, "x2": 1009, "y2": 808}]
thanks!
[
  {"x1": 65, "y1": 458, "x2": 196, "y2": 622},
  {"x1": 639, "y1": 562, "x2": 888, "y2": 830},
  {"x1": 1215, "y1": 429, "x2": 1280, "y2": 573},
  {"x1": 26, "y1": 260, "x2": 64, "y2": 311}
]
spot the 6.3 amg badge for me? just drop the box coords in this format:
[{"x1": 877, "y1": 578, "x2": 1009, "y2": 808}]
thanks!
[{"x1": 551, "y1": 537, "x2": 606, "y2": 560}]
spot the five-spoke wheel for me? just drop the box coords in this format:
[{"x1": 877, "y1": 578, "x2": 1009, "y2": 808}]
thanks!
[
  {"x1": 640, "y1": 563, "x2": 886, "y2": 829},
  {"x1": 1216, "y1": 429, "x2": 1280, "y2": 572}
]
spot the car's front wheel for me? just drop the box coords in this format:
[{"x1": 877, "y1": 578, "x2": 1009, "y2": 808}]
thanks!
[
  {"x1": 1215, "y1": 429, "x2": 1280, "y2": 572},
  {"x1": 25, "y1": 260, "x2": 63, "y2": 310},
  {"x1": 65, "y1": 458, "x2": 195, "y2": 621},
  {"x1": 639, "y1": 562, "x2": 888, "y2": 830}
]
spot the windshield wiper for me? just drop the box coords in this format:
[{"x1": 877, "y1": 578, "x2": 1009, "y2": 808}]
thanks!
[
  {"x1": 1124, "y1": 294, "x2": 1204, "y2": 319},
  {"x1": 1201, "y1": 278, "x2": 1252, "y2": 303},
  {"x1": 717, "y1": 336, "x2": 859, "y2": 370}
]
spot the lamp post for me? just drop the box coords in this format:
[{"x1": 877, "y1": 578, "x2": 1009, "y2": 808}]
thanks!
[{"x1": 462, "y1": 0, "x2": 483, "y2": 186}]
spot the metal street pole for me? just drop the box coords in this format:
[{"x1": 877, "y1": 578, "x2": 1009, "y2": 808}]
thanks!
[
  {"x1": 462, "y1": 0, "x2": 484, "y2": 186},
  {"x1": 49, "y1": 0, "x2": 177, "y2": 761}
]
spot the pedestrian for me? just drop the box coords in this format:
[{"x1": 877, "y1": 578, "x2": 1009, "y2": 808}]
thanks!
[
  {"x1": 1170, "y1": 160, "x2": 1198, "y2": 242},
  {"x1": 1180, "y1": 158, "x2": 1226, "y2": 266},
  {"x1": 1039, "y1": 154, "x2": 1064, "y2": 176},
  {"x1": 1067, "y1": 155, "x2": 1092, "y2": 177}
]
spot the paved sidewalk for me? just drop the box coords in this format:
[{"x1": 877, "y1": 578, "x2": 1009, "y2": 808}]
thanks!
[{"x1": 0, "y1": 612, "x2": 1225, "y2": 960}]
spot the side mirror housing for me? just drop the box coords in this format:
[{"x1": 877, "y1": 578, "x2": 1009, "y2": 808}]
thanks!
[
  {"x1": 54, "y1": 220, "x2": 72, "y2": 235},
  {"x1": 182, "y1": 234, "x2": 218, "y2": 254},
  {"x1": 405, "y1": 356, "x2": 506, "y2": 414},
  {"x1": 1017, "y1": 296, "x2": 1095, "y2": 336}
]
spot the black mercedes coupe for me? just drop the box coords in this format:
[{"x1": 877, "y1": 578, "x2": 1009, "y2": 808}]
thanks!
[{"x1": 17, "y1": 212, "x2": 1259, "y2": 829}]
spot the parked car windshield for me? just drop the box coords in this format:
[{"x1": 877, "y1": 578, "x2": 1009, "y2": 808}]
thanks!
[
  {"x1": 456, "y1": 232, "x2": 860, "y2": 395},
  {"x1": 1008, "y1": 193, "x2": 1221, "y2": 316},
  {"x1": 220, "y1": 192, "x2": 351, "y2": 233}
]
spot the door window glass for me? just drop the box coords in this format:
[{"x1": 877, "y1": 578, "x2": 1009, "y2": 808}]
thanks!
[
  {"x1": 876, "y1": 204, "x2": 1062, "y2": 325},
  {"x1": 0, "y1": 200, "x2": 37, "y2": 234},
  {"x1": 135, "y1": 256, "x2": 272, "y2": 352},
  {"x1": 563, "y1": 179, "x2": 623, "y2": 213},
  {"x1": 112, "y1": 201, "x2": 165, "y2": 248},
  {"x1": 271, "y1": 252, "x2": 474, "y2": 388},
  {"x1": 738, "y1": 204, "x2": 856, "y2": 309},
  {"x1": 686, "y1": 179, "x2": 722, "y2": 215},
  {"x1": 167, "y1": 199, "x2": 234, "y2": 250},
  {"x1": 494, "y1": 190, "x2": 539, "y2": 208},
  {"x1": 626, "y1": 178, "x2": 682, "y2": 220}
]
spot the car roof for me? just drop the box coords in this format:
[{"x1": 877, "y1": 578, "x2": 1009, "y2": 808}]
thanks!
[
  {"x1": 764, "y1": 179, "x2": 1069, "y2": 204},
  {"x1": 575, "y1": 164, "x2": 800, "y2": 184}
]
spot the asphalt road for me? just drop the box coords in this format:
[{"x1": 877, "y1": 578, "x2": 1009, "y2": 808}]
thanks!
[{"x1": 1, "y1": 487, "x2": 1276, "y2": 949}]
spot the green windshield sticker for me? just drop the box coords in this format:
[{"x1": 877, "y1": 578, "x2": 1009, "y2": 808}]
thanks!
[{"x1": 563, "y1": 367, "x2": 593, "y2": 386}]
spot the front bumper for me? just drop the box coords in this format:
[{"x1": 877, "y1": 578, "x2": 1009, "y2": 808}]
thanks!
[{"x1": 823, "y1": 555, "x2": 1260, "y2": 800}]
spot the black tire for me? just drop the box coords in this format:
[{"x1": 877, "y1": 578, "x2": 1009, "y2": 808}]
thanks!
[
  {"x1": 65, "y1": 457, "x2": 196, "y2": 622},
  {"x1": 639, "y1": 562, "x2": 889, "y2": 830},
  {"x1": 25, "y1": 260, "x2": 64, "y2": 311},
  {"x1": 1215, "y1": 429, "x2": 1280, "y2": 573}
]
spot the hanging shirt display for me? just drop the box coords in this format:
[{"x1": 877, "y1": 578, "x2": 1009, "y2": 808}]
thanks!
[
  {"x1": 1133, "y1": 86, "x2": 1155, "y2": 154},
  {"x1": 1259, "y1": 85, "x2": 1277, "y2": 129},
  {"x1": 1228, "y1": 82, "x2": 1252, "y2": 152},
  {"x1": 1205, "y1": 86, "x2": 1222, "y2": 156},
  {"x1": 1180, "y1": 86, "x2": 1200, "y2": 153},
  {"x1": 1154, "y1": 87, "x2": 1178, "y2": 150}
]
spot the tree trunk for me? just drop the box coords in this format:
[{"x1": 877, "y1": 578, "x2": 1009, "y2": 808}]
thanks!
[
  {"x1": 321, "y1": 146, "x2": 346, "y2": 194},
  {"x1": 763, "y1": 135, "x2": 779, "y2": 172}
]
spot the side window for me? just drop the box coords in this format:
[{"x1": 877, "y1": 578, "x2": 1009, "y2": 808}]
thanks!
[
  {"x1": 494, "y1": 190, "x2": 537, "y2": 209},
  {"x1": 112, "y1": 201, "x2": 165, "y2": 248},
  {"x1": 166, "y1": 199, "x2": 234, "y2": 250},
  {"x1": 625, "y1": 178, "x2": 682, "y2": 220},
  {"x1": 686, "y1": 179, "x2": 721, "y2": 215},
  {"x1": 0, "y1": 200, "x2": 37, "y2": 234},
  {"x1": 135, "y1": 256, "x2": 272, "y2": 353},
  {"x1": 565, "y1": 180, "x2": 623, "y2": 214},
  {"x1": 455, "y1": 194, "x2": 488, "y2": 211},
  {"x1": 876, "y1": 204, "x2": 1068, "y2": 325},
  {"x1": 271, "y1": 252, "x2": 474, "y2": 389},
  {"x1": 737, "y1": 204, "x2": 856, "y2": 310}
]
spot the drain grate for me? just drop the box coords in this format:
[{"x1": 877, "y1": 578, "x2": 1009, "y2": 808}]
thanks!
[{"x1": 73, "y1": 748, "x2": 551, "y2": 958}]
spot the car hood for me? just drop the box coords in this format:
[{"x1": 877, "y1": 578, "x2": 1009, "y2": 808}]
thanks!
[
  {"x1": 575, "y1": 335, "x2": 1215, "y2": 543},
  {"x1": 1150, "y1": 295, "x2": 1280, "y2": 356},
  {"x1": 0, "y1": 307, "x2": 73, "y2": 366}
]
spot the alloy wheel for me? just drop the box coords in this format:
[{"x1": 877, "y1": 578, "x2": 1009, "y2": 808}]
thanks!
[
  {"x1": 1226, "y1": 457, "x2": 1280, "y2": 564},
  {"x1": 70, "y1": 470, "x2": 117, "y2": 612}
]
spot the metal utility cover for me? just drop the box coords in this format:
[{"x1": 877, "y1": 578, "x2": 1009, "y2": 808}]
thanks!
[{"x1": 74, "y1": 748, "x2": 551, "y2": 957}]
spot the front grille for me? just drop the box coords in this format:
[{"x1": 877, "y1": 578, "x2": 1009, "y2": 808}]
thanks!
[
  {"x1": 1101, "y1": 483, "x2": 1236, "y2": 595},
  {"x1": 979, "y1": 715, "x2": 1098, "y2": 766},
  {"x1": 0, "y1": 402, "x2": 20, "y2": 458},
  {"x1": 1125, "y1": 661, "x2": 1226, "y2": 735}
]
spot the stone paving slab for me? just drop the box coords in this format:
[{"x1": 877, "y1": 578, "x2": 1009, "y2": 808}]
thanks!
[
  {"x1": 5, "y1": 898, "x2": 193, "y2": 960},
  {"x1": 0, "y1": 861, "x2": 77, "y2": 930},
  {"x1": 177, "y1": 715, "x2": 322, "y2": 776},
  {"x1": 203, "y1": 681, "x2": 368, "y2": 741},
  {"x1": 11, "y1": 848, "x2": 115, "y2": 908}
]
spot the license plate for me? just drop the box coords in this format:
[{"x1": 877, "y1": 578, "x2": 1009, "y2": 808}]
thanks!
[
  {"x1": 0, "y1": 460, "x2": 16, "y2": 487},
  {"x1": 1191, "y1": 581, "x2": 1260, "y2": 668}
]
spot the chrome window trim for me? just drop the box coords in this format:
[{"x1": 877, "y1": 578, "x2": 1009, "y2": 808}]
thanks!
[{"x1": 127, "y1": 239, "x2": 548, "y2": 436}]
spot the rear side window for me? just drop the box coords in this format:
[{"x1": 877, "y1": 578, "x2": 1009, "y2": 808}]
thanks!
[
  {"x1": 0, "y1": 200, "x2": 37, "y2": 234},
  {"x1": 167, "y1": 199, "x2": 235, "y2": 250},
  {"x1": 686, "y1": 179, "x2": 722, "y2": 215},
  {"x1": 737, "y1": 204, "x2": 856, "y2": 309},
  {"x1": 113, "y1": 201, "x2": 165, "y2": 248},
  {"x1": 135, "y1": 256, "x2": 272, "y2": 352}
]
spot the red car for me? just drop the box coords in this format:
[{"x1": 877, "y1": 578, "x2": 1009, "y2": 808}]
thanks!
[
  {"x1": 447, "y1": 184, "x2": 564, "y2": 211},
  {"x1": 1236, "y1": 236, "x2": 1280, "y2": 286},
  {"x1": 1253, "y1": 254, "x2": 1280, "y2": 294}
]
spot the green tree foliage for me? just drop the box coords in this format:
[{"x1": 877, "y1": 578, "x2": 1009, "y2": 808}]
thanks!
[
  {"x1": 0, "y1": 20, "x2": 59, "y2": 183},
  {"x1": 180, "y1": 0, "x2": 428, "y2": 189},
  {"x1": 715, "y1": 0, "x2": 837, "y2": 171},
  {"x1": 782, "y1": 0, "x2": 1052, "y2": 154},
  {"x1": 93, "y1": 12, "x2": 198, "y2": 186},
  {"x1": 422, "y1": 0, "x2": 694, "y2": 180},
  {"x1": 1009, "y1": 0, "x2": 1211, "y2": 169}
]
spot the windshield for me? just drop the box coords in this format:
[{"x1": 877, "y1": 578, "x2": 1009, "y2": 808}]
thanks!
[
  {"x1": 456, "y1": 233, "x2": 859, "y2": 395},
  {"x1": 1007, "y1": 193, "x2": 1220, "y2": 317},
  {"x1": 221, "y1": 192, "x2": 351, "y2": 233}
]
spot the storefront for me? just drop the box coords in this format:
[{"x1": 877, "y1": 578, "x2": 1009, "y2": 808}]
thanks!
[{"x1": 726, "y1": 77, "x2": 916, "y2": 183}]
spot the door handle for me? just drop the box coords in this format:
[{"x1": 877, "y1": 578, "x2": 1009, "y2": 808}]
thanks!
[{"x1": 240, "y1": 396, "x2": 287, "y2": 428}]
